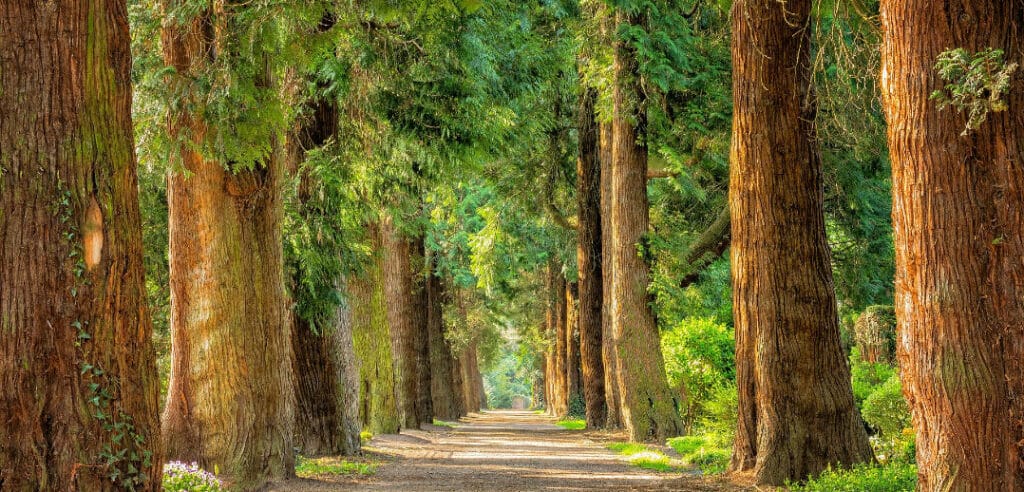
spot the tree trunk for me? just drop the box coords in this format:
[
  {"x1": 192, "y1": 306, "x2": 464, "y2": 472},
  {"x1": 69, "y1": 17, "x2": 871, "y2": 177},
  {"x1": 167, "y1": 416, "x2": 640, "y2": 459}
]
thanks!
[
  {"x1": 450, "y1": 346, "x2": 467, "y2": 417},
  {"x1": 577, "y1": 87, "x2": 608, "y2": 428},
  {"x1": 549, "y1": 266, "x2": 569, "y2": 417},
  {"x1": 411, "y1": 237, "x2": 434, "y2": 424},
  {"x1": 600, "y1": 122, "x2": 623, "y2": 430},
  {"x1": 565, "y1": 282, "x2": 584, "y2": 416},
  {"x1": 610, "y1": 9, "x2": 683, "y2": 442},
  {"x1": 879, "y1": 2, "x2": 1024, "y2": 489},
  {"x1": 427, "y1": 267, "x2": 460, "y2": 420},
  {"x1": 728, "y1": 0, "x2": 873, "y2": 484},
  {"x1": 381, "y1": 218, "x2": 421, "y2": 430},
  {"x1": 351, "y1": 224, "x2": 401, "y2": 435},
  {"x1": 287, "y1": 68, "x2": 361, "y2": 458},
  {"x1": 160, "y1": 7, "x2": 295, "y2": 487},
  {"x1": 291, "y1": 298, "x2": 361, "y2": 456},
  {"x1": 0, "y1": 2, "x2": 161, "y2": 489}
]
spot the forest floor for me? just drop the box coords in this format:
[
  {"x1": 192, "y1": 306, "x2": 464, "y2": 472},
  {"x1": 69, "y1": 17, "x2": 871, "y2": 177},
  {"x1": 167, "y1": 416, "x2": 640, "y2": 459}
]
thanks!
[{"x1": 270, "y1": 410, "x2": 748, "y2": 491}]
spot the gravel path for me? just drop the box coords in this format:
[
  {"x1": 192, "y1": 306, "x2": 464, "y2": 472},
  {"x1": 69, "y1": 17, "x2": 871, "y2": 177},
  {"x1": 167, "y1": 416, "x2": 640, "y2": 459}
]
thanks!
[{"x1": 271, "y1": 410, "x2": 745, "y2": 491}]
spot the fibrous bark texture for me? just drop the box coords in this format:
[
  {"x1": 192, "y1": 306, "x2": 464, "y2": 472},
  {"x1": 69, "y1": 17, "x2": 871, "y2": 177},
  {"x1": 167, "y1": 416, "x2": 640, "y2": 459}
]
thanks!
[
  {"x1": 411, "y1": 238, "x2": 433, "y2": 424},
  {"x1": 577, "y1": 87, "x2": 607, "y2": 428},
  {"x1": 0, "y1": 2, "x2": 162, "y2": 489},
  {"x1": 292, "y1": 292, "x2": 361, "y2": 457},
  {"x1": 351, "y1": 224, "x2": 400, "y2": 435},
  {"x1": 427, "y1": 271, "x2": 461, "y2": 420},
  {"x1": 610, "y1": 9, "x2": 683, "y2": 442},
  {"x1": 160, "y1": 6, "x2": 295, "y2": 488},
  {"x1": 381, "y1": 217, "x2": 421, "y2": 430},
  {"x1": 729, "y1": 0, "x2": 873, "y2": 484},
  {"x1": 565, "y1": 282, "x2": 583, "y2": 415},
  {"x1": 599, "y1": 122, "x2": 623, "y2": 430},
  {"x1": 880, "y1": 2, "x2": 1024, "y2": 489},
  {"x1": 288, "y1": 74, "x2": 360, "y2": 458},
  {"x1": 548, "y1": 266, "x2": 569, "y2": 416}
]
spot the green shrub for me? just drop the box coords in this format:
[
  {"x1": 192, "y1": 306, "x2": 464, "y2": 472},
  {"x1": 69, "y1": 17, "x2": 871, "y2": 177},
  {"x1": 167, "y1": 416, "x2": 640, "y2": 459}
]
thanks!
[
  {"x1": 698, "y1": 383, "x2": 737, "y2": 449},
  {"x1": 789, "y1": 462, "x2": 917, "y2": 492},
  {"x1": 667, "y1": 435, "x2": 706, "y2": 456},
  {"x1": 567, "y1": 393, "x2": 586, "y2": 419},
  {"x1": 662, "y1": 317, "x2": 734, "y2": 430},
  {"x1": 862, "y1": 373, "x2": 914, "y2": 463},
  {"x1": 850, "y1": 347, "x2": 895, "y2": 408}
]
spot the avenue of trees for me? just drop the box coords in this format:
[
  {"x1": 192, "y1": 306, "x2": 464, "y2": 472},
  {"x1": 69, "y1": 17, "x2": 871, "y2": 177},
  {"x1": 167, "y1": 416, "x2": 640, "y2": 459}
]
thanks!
[{"x1": 0, "y1": 0, "x2": 1021, "y2": 490}]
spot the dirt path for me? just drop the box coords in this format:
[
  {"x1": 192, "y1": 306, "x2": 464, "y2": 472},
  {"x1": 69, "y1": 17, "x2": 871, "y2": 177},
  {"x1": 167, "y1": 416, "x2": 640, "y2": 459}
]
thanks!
[{"x1": 272, "y1": 410, "x2": 743, "y2": 491}]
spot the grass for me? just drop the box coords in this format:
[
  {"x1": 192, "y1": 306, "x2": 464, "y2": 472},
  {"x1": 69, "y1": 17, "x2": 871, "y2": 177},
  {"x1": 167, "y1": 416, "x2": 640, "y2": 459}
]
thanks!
[
  {"x1": 295, "y1": 456, "x2": 378, "y2": 478},
  {"x1": 556, "y1": 418, "x2": 586, "y2": 430},
  {"x1": 787, "y1": 462, "x2": 917, "y2": 492},
  {"x1": 667, "y1": 435, "x2": 731, "y2": 474},
  {"x1": 432, "y1": 418, "x2": 457, "y2": 428},
  {"x1": 605, "y1": 443, "x2": 686, "y2": 473}
]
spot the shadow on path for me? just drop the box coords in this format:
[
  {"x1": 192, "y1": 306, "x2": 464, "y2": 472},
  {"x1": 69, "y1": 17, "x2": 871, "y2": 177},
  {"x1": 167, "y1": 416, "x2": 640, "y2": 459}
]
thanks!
[{"x1": 272, "y1": 410, "x2": 745, "y2": 491}]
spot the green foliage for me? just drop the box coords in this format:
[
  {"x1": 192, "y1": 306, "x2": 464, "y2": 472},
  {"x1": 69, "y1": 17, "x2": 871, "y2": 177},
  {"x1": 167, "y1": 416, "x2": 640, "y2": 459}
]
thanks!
[
  {"x1": 606, "y1": 443, "x2": 684, "y2": 473},
  {"x1": 295, "y1": 456, "x2": 378, "y2": 477},
  {"x1": 557, "y1": 419, "x2": 586, "y2": 430},
  {"x1": 483, "y1": 341, "x2": 537, "y2": 409},
  {"x1": 432, "y1": 419, "x2": 458, "y2": 428},
  {"x1": 862, "y1": 373, "x2": 913, "y2": 463},
  {"x1": 667, "y1": 436, "x2": 729, "y2": 474},
  {"x1": 661, "y1": 317, "x2": 734, "y2": 430},
  {"x1": 850, "y1": 348, "x2": 896, "y2": 408},
  {"x1": 789, "y1": 462, "x2": 917, "y2": 492},
  {"x1": 931, "y1": 47, "x2": 1018, "y2": 135}
]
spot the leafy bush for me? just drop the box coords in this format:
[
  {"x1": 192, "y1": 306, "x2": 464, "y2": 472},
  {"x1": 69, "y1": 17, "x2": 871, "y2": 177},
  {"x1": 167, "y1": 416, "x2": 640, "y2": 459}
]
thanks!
[
  {"x1": 662, "y1": 317, "x2": 735, "y2": 430},
  {"x1": 862, "y1": 373, "x2": 913, "y2": 463},
  {"x1": 698, "y1": 383, "x2": 737, "y2": 449},
  {"x1": 162, "y1": 462, "x2": 223, "y2": 492},
  {"x1": 850, "y1": 347, "x2": 895, "y2": 408},
  {"x1": 789, "y1": 462, "x2": 917, "y2": 492}
]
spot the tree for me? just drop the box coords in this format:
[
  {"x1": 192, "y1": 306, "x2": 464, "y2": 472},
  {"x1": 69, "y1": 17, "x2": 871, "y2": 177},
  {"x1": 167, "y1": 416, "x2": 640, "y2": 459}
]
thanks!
[
  {"x1": 286, "y1": 87, "x2": 361, "y2": 457},
  {"x1": 351, "y1": 223, "x2": 401, "y2": 435},
  {"x1": 159, "y1": 3, "x2": 295, "y2": 486},
  {"x1": 600, "y1": 122, "x2": 623, "y2": 430},
  {"x1": 609, "y1": 5, "x2": 683, "y2": 442},
  {"x1": 576, "y1": 86, "x2": 608, "y2": 427},
  {"x1": 411, "y1": 238, "x2": 434, "y2": 424},
  {"x1": 728, "y1": 0, "x2": 873, "y2": 484},
  {"x1": 382, "y1": 217, "x2": 422, "y2": 430},
  {"x1": 0, "y1": 1, "x2": 161, "y2": 489},
  {"x1": 879, "y1": 1, "x2": 1024, "y2": 488},
  {"x1": 427, "y1": 269, "x2": 462, "y2": 419}
]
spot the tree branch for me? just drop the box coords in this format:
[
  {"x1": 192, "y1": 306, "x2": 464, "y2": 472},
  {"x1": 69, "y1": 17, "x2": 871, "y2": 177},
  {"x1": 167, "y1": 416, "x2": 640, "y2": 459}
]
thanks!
[{"x1": 678, "y1": 206, "x2": 730, "y2": 289}]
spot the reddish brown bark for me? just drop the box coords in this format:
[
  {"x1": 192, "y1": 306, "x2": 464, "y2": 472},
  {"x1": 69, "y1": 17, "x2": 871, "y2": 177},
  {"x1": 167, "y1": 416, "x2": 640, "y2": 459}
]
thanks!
[
  {"x1": 729, "y1": 0, "x2": 873, "y2": 484},
  {"x1": 880, "y1": 1, "x2": 1024, "y2": 488},
  {"x1": 548, "y1": 265, "x2": 569, "y2": 416},
  {"x1": 160, "y1": 6, "x2": 295, "y2": 486},
  {"x1": 610, "y1": 9, "x2": 682, "y2": 442},
  {"x1": 565, "y1": 282, "x2": 584, "y2": 415},
  {"x1": 599, "y1": 122, "x2": 623, "y2": 430},
  {"x1": 0, "y1": 2, "x2": 161, "y2": 489},
  {"x1": 381, "y1": 217, "x2": 421, "y2": 430},
  {"x1": 576, "y1": 87, "x2": 607, "y2": 428}
]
